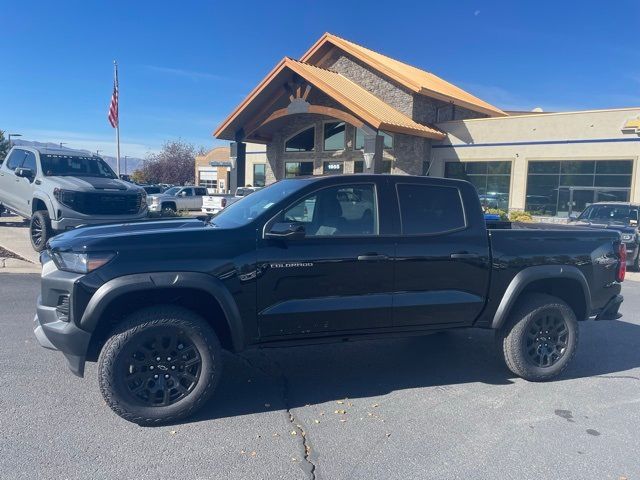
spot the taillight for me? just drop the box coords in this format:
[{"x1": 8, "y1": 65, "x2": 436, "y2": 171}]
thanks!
[
  {"x1": 221, "y1": 198, "x2": 227, "y2": 208},
  {"x1": 616, "y1": 242, "x2": 626, "y2": 282}
]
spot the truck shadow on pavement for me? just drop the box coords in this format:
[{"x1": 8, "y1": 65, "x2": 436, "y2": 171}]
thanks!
[{"x1": 185, "y1": 318, "x2": 640, "y2": 425}]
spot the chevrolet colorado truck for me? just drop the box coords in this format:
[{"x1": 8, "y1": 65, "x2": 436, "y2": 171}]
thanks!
[
  {"x1": 34, "y1": 175, "x2": 625, "y2": 424},
  {"x1": 0, "y1": 146, "x2": 147, "y2": 251}
]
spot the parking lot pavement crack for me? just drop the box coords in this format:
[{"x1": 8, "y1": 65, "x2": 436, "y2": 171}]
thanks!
[{"x1": 237, "y1": 352, "x2": 318, "y2": 480}]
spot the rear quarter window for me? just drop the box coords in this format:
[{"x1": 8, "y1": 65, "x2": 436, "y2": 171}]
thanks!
[{"x1": 397, "y1": 183, "x2": 466, "y2": 235}]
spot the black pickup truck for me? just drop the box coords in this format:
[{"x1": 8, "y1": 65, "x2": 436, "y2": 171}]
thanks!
[{"x1": 34, "y1": 175, "x2": 625, "y2": 424}]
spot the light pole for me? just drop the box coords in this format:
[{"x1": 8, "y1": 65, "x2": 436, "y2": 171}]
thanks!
[
  {"x1": 8, "y1": 133, "x2": 22, "y2": 146},
  {"x1": 124, "y1": 155, "x2": 128, "y2": 175},
  {"x1": 95, "y1": 149, "x2": 102, "y2": 157},
  {"x1": 59, "y1": 142, "x2": 67, "y2": 149}
]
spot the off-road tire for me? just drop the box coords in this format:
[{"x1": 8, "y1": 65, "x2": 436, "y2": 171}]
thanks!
[
  {"x1": 498, "y1": 293, "x2": 578, "y2": 381},
  {"x1": 161, "y1": 203, "x2": 176, "y2": 215},
  {"x1": 30, "y1": 210, "x2": 52, "y2": 252},
  {"x1": 98, "y1": 306, "x2": 222, "y2": 425}
]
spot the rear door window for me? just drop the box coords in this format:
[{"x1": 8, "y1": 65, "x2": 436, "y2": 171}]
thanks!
[
  {"x1": 397, "y1": 183, "x2": 466, "y2": 235},
  {"x1": 195, "y1": 187, "x2": 207, "y2": 196}
]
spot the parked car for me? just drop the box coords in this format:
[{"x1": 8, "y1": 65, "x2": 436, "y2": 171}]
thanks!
[
  {"x1": 0, "y1": 146, "x2": 147, "y2": 251},
  {"x1": 34, "y1": 175, "x2": 625, "y2": 424},
  {"x1": 570, "y1": 201, "x2": 640, "y2": 270},
  {"x1": 201, "y1": 186, "x2": 261, "y2": 214},
  {"x1": 147, "y1": 186, "x2": 208, "y2": 213}
]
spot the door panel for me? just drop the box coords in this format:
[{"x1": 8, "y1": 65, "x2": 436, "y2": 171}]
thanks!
[
  {"x1": 256, "y1": 182, "x2": 394, "y2": 338},
  {"x1": 392, "y1": 181, "x2": 491, "y2": 328}
]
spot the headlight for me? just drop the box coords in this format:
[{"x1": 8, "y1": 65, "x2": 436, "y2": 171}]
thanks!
[
  {"x1": 150, "y1": 197, "x2": 160, "y2": 205},
  {"x1": 621, "y1": 233, "x2": 634, "y2": 242},
  {"x1": 51, "y1": 251, "x2": 115, "y2": 273},
  {"x1": 53, "y1": 188, "x2": 81, "y2": 210}
]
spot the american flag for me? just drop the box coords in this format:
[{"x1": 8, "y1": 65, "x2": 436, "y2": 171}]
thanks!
[{"x1": 108, "y1": 65, "x2": 119, "y2": 128}]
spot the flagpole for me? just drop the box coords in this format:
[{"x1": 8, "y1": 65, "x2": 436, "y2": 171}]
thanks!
[{"x1": 114, "y1": 60, "x2": 121, "y2": 177}]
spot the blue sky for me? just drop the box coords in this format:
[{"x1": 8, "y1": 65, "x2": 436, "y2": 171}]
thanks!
[{"x1": 2, "y1": 0, "x2": 639, "y2": 158}]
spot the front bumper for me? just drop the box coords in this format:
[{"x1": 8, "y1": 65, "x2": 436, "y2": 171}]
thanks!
[
  {"x1": 51, "y1": 209, "x2": 148, "y2": 231},
  {"x1": 33, "y1": 253, "x2": 91, "y2": 376},
  {"x1": 624, "y1": 243, "x2": 638, "y2": 266}
]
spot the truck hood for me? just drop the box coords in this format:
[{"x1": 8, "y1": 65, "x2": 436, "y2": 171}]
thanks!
[
  {"x1": 48, "y1": 218, "x2": 211, "y2": 251},
  {"x1": 50, "y1": 176, "x2": 136, "y2": 192}
]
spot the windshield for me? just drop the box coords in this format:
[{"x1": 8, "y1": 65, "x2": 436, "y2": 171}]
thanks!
[
  {"x1": 40, "y1": 154, "x2": 117, "y2": 178},
  {"x1": 579, "y1": 204, "x2": 639, "y2": 224},
  {"x1": 163, "y1": 187, "x2": 181, "y2": 196},
  {"x1": 212, "y1": 179, "x2": 309, "y2": 228}
]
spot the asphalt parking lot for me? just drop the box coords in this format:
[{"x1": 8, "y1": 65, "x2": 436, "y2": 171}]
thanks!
[{"x1": 0, "y1": 274, "x2": 639, "y2": 479}]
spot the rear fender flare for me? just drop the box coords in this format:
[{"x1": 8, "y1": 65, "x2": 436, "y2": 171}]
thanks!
[
  {"x1": 79, "y1": 272, "x2": 244, "y2": 351},
  {"x1": 491, "y1": 265, "x2": 590, "y2": 329}
]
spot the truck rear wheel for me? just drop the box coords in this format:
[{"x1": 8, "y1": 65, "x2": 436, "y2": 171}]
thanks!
[
  {"x1": 498, "y1": 293, "x2": 578, "y2": 381},
  {"x1": 30, "y1": 210, "x2": 52, "y2": 252},
  {"x1": 98, "y1": 306, "x2": 222, "y2": 425}
]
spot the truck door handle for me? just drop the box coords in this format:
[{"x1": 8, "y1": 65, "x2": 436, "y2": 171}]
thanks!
[
  {"x1": 357, "y1": 253, "x2": 389, "y2": 261},
  {"x1": 450, "y1": 252, "x2": 480, "y2": 260}
]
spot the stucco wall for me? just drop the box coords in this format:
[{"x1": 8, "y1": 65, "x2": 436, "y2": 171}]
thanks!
[{"x1": 431, "y1": 108, "x2": 640, "y2": 208}]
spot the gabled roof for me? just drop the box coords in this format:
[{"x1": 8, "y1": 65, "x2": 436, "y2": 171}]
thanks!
[
  {"x1": 214, "y1": 57, "x2": 445, "y2": 141},
  {"x1": 301, "y1": 33, "x2": 506, "y2": 117}
]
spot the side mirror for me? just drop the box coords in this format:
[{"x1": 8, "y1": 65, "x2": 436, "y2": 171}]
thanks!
[
  {"x1": 265, "y1": 222, "x2": 306, "y2": 240},
  {"x1": 568, "y1": 212, "x2": 579, "y2": 221},
  {"x1": 179, "y1": 191, "x2": 187, "y2": 197},
  {"x1": 15, "y1": 167, "x2": 34, "y2": 180}
]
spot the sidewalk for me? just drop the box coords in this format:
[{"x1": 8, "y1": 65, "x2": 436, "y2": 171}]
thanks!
[{"x1": 0, "y1": 215, "x2": 41, "y2": 273}]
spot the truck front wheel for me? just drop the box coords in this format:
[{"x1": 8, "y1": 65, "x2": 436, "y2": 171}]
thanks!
[
  {"x1": 98, "y1": 306, "x2": 222, "y2": 425},
  {"x1": 498, "y1": 293, "x2": 578, "y2": 381},
  {"x1": 30, "y1": 210, "x2": 52, "y2": 252}
]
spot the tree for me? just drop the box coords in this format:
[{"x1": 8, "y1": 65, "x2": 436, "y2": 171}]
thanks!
[
  {"x1": 140, "y1": 140, "x2": 196, "y2": 185},
  {"x1": 0, "y1": 130, "x2": 10, "y2": 164}
]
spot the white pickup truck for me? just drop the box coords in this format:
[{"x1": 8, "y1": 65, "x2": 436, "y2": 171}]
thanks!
[
  {"x1": 147, "y1": 186, "x2": 209, "y2": 214},
  {"x1": 201, "y1": 187, "x2": 261, "y2": 215}
]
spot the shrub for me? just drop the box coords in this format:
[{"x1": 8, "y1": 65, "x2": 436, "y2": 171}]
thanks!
[
  {"x1": 485, "y1": 208, "x2": 509, "y2": 221},
  {"x1": 509, "y1": 210, "x2": 533, "y2": 222}
]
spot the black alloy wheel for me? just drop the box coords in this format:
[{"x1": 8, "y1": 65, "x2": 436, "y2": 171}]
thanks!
[
  {"x1": 30, "y1": 210, "x2": 51, "y2": 252},
  {"x1": 524, "y1": 314, "x2": 568, "y2": 368},
  {"x1": 120, "y1": 328, "x2": 202, "y2": 407},
  {"x1": 98, "y1": 306, "x2": 222, "y2": 424}
]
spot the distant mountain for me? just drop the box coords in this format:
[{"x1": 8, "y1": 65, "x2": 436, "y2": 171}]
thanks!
[{"x1": 12, "y1": 139, "x2": 144, "y2": 174}]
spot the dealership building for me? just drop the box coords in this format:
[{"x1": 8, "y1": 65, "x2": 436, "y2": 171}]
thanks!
[{"x1": 214, "y1": 33, "x2": 640, "y2": 217}]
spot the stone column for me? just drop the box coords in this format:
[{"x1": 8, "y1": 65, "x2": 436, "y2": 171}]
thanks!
[{"x1": 229, "y1": 142, "x2": 246, "y2": 192}]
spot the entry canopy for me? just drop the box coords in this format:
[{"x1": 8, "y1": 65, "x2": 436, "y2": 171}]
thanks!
[
  {"x1": 214, "y1": 33, "x2": 505, "y2": 144},
  {"x1": 215, "y1": 58, "x2": 446, "y2": 143}
]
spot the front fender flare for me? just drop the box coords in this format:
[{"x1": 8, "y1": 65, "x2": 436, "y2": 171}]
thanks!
[
  {"x1": 491, "y1": 265, "x2": 591, "y2": 329},
  {"x1": 79, "y1": 272, "x2": 244, "y2": 352}
]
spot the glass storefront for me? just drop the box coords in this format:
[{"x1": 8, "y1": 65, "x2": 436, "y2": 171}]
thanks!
[
  {"x1": 525, "y1": 160, "x2": 633, "y2": 216},
  {"x1": 354, "y1": 160, "x2": 392, "y2": 173},
  {"x1": 445, "y1": 161, "x2": 511, "y2": 210},
  {"x1": 252, "y1": 164, "x2": 266, "y2": 187}
]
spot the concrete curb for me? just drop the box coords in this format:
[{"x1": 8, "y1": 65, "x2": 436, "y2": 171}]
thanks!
[{"x1": 0, "y1": 257, "x2": 41, "y2": 273}]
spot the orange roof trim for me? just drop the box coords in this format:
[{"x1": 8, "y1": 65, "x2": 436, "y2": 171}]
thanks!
[
  {"x1": 215, "y1": 57, "x2": 445, "y2": 141},
  {"x1": 301, "y1": 33, "x2": 507, "y2": 117}
]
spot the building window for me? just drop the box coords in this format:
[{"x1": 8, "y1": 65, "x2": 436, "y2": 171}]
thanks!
[
  {"x1": 323, "y1": 122, "x2": 346, "y2": 151},
  {"x1": 199, "y1": 180, "x2": 218, "y2": 190},
  {"x1": 285, "y1": 126, "x2": 315, "y2": 152},
  {"x1": 525, "y1": 160, "x2": 633, "y2": 217},
  {"x1": 354, "y1": 129, "x2": 394, "y2": 150},
  {"x1": 253, "y1": 164, "x2": 266, "y2": 187},
  {"x1": 285, "y1": 162, "x2": 314, "y2": 178},
  {"x1": 445, "y1": 161, "x2": 511, "y2": 211},
  {"x1": 323, "y1": 161, "x2": 344, "y2": 175},
  {"x1": 354, "y1": 160, "x2": 392, "y2": 173}
]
